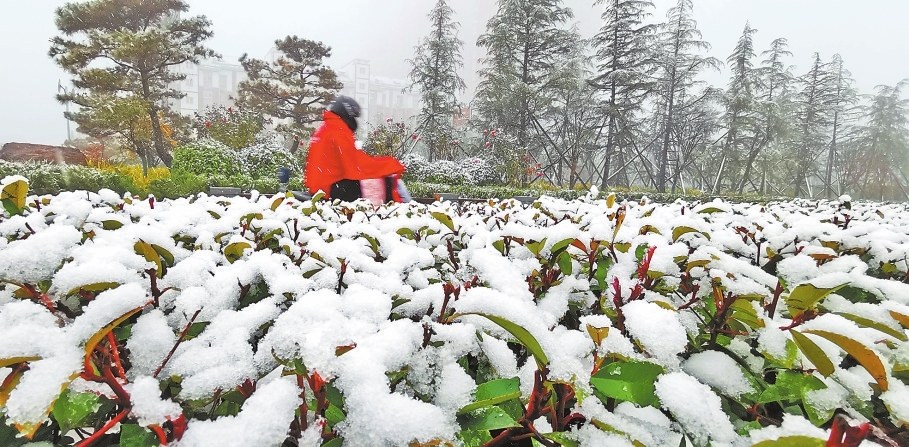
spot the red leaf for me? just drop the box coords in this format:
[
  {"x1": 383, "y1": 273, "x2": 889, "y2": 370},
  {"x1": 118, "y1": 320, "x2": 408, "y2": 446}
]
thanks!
[{"x1": 827, "y1": 416, "x2": 870, "y2": 447}]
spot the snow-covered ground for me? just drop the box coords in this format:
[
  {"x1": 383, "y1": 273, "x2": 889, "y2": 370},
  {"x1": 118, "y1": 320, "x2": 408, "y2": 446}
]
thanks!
[{"x1": 1, "y1": 176, "x2": 907, "y2": 446}]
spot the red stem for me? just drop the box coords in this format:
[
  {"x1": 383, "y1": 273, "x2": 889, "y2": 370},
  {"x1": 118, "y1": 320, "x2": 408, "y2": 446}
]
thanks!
[
  {"x1": 154, "y1": 309, "x2": 202, "y2": 378},
  {"x1": 150, "y1": 425, "x2": 168, "y2": 445},
  {"x1": 75, "y1": 408, "x2": 129, "y2": 447},
  {"x1": 107, "y1": 331, "x2": 126, "y2": 380}
]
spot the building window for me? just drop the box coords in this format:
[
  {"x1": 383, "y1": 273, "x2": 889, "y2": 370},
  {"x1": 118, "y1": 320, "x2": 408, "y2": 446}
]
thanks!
[
  {"x1": 357, "y1": 81, "x2": 367, "y2": 92},
  {"x1": 358, "y1": 66, "x2": 367, "y2": 76}
]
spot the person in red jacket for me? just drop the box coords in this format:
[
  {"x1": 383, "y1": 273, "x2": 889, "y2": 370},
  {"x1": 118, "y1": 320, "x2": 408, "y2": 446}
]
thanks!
[{"x1": 304, "y1": 96, "x2": 407, "y2": 203}]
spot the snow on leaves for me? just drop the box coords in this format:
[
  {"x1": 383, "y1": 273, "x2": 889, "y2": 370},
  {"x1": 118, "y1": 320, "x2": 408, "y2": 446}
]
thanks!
[{"x1": 1, "y1": 177, "x2": 908, "y2": 446}]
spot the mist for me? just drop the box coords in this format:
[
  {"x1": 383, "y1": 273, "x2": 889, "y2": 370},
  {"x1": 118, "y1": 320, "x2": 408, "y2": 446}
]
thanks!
[{"x1": 2, "y1": 0, "x2": 908, "y2": 146}]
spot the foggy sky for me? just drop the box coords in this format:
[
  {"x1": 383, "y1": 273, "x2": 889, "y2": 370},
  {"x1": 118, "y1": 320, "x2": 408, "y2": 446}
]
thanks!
[{"x1": 2, "y1": 0, "x2": 908, "y2": 146}]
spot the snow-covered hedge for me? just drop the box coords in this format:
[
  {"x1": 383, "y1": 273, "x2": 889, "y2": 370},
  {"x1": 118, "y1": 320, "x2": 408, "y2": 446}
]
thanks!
[
  {"x1": 401, "y1": 153, "x2": 499, "y2": 186},
  {"x1": 1, "y1": 175, "x2": 908, "y2": 446}
]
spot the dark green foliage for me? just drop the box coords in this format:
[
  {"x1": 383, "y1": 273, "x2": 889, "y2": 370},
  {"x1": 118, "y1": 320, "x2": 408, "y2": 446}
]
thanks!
[
  {"x1": 591, "y1": 0, "x2": 659, "y2": 189},
  {"x1": 171, "y1": 139, "x2": 242, "y2": 178},
  {"x1": 193, "y1": 106, "x2": 264, "y2": 149},
  {"x1": 147, "y1": 172, "x2": 209, "y2": 199},
  {"x1": 650, "y1": 0, "x2": 721, "y2": 193},
  {"x1": 49, "y1": 0, "x2": 217, "y2": 167},
  {"x1": 474, "y1": 0, "x2": 578, "y2": 157},
  {"x1": 407, "y1": 0, "x2": 467, "y2": 161},
  {"x1": 0, "y1": 161, "x2": 139, "y2": 196},
  {"x1": 235, "y1": 36, "x2": 342, "y2": 137}
]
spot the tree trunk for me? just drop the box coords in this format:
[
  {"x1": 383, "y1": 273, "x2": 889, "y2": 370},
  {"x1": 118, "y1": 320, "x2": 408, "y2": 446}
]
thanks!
[{"x1": 147, "y1": 106, "x2": 172, "y2": 167}]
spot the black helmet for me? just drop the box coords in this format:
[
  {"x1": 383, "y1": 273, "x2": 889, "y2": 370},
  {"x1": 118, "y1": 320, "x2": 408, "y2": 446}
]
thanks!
[{"x1": 328, "y1": 96, "x2": 361, "y2": 132}]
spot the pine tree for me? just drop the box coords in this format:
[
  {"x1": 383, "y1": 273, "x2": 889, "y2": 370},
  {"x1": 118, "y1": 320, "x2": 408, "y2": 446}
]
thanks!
[
  {"x1": 49, "y1": 0, "x2": 216, "y2": 167},
  {"x1": 590, "y1": 0, "x2": 659, "y2": 188},
  {"x1": 474, "y1": 0, "x2": 578, "y2": 178},
  {"x1": 407, "y1": 0, "x2": 467, "y2": 162},
  {"x1": 651, "y1": 0, "x2": 720, "y2": 192},
  {"x1": 791, "y1": 53, "x2": 836, "y2": 197},
  {"x1": 821, "y1": 54, "x2": 858, "y2": 198},
  {"x1": 535, "y1": 39, "x2": 598, "y2": 188},
  {"x1": 714, "y1": 24, "x2": 759, "y2": 193},
  {"x1": 235, "y1": 36, "x2": 342, "y2": 138},
  {"x1": 736, "y1": 37, "x2": 795, "y2": 195},
  {"x1": 844, "y1": 80, "x2": 909, "y2": 200}
]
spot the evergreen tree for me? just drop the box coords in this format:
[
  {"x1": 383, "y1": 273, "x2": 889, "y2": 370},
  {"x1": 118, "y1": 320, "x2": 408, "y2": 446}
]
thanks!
[
  {"x1": 407, "y1": 0, "x2": 467, "y2": 162},
  {"x1": 535, "y1": 39, "x2": 598, "y2": 188},
  {"x1": 235, "y1": 36, "x2": 342, "y2": 139},
  {"x1": 49, "y1": 0, "x2": 217, "y2": 167},
  {"x1": 821, "y1": 54, "x2": 858, "y2": 198},
  {"x1": 474, "y1": 0, "x2": 578, "y2": 178},
  {"x1": 844, "y1": 80, "x2": 909, "y2": 200},
  {"x1": 736, "y1": 37, "x2": 795, "y2": 194},
  {"x1": 650, "y1": 0, "x2": 720, "y2": 192},
  {"x1": 714, "y1": 24, "x2": 759, "y2": 193},
  {"x1": 791, "y1": 53, "x2": 836, "y2": 197},
  {"x1": 590, "y1": 0, "x2": 659, "y2": 188}
]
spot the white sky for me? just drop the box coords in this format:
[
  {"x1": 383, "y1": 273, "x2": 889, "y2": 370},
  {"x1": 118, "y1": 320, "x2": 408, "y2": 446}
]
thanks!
[{"x1": 1, "y1": 0, "x2": 907, "y2": 146}]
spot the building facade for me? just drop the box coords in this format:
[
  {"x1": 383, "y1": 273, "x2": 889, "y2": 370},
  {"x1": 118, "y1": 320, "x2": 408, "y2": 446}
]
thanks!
[
  {"x1": 170, "y1": 59, "x2": 247, "y2": 116},
  {"x1": 335, "y1": 59, "x2": 422, "y2": 131}
]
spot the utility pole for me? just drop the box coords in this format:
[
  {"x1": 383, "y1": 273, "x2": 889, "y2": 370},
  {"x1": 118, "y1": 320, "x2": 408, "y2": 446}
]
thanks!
[{"x1": 58, "y1": 80, "x2": 72, "y2": 143}]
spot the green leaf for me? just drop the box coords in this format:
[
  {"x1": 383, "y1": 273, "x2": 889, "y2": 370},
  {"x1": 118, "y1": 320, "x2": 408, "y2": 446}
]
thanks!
[
  {"x1": 119, "y1": 424, "x2": 158, "y2": 447},
  {"x1": 697, "y1": 206, "x2": 724, "y2": 214},
  {"x1": 784, "y1": 282, "x2": 848, "y2": 316},
  {"x1": 550, "y1": 238, "x2": 574, "y2": 255},
  {"x1": 325, "y1": 403, "x2": 346, "y2": 427},
  {"x1": 151, "y1": 244, "x2": 175, "y2": 268},
  {"x1": 750, "y1": 436, "x2": 824, "y2": 447},
  {"x1": 458, "y1": 406, "x2": 519, "y2": 431},
  {"x1": 431, "y1": 211, "x2": 456, "y2": 233},
  {"x1": 134, "y1": 240, "x2": 163, "y2": 275},
  {"x1": 66, "y1": 282, "x2": 120, "y2": 297},
  {"x1": 590, "y1": 360, "x2": 664, "y2": 407},
  {"x1": 326, "y1": 382, "x2": 345, "y2": 409},
  {"x1": 224, "y1": 241, "x2": 252, "y2": 264},
  {"x1": 51, "y1": 389, "x2": 100, "y2": 433},
  {"x1": 834, "y1": 312, "x2": 908, "y2": 342},
  {"x1": 270, "y1": 195, "x2": 284, "y2": 211},
  {"x1": 101, "y1": 220, "x2": 123, "y2": 230},
  {"x1": 541, "y1": 432, "x2": 580, "y2": 447},
  {"x1": 1, "y1": 178, "x2": 28, "y2": 216},
  {"x1": 396, "y1": 227, "x2": 416, "y2": 239},
  {"x1": 635, "y1": 245, "x2": 647, "y2": 263},
  {"x1": 672, "y1": 226, "x2": 707, "y2": 242},
  {"x1": 458, "y1": 378, "x2": 521, "y2": 415},
  {"x1": 757, "y1": 371, "x2": 826, "y2": 404},
  {"x1": 686, "y1": 259, "x2": 710, "y2": 272},
  {"x1": 454, "y1": 313, "x2": 549, "y2": 369},
  {"x1": 526, "y1": 240, "x2": 545, "y2": 257},
  {"x1": 790, "y1": 330, "x2": 835, "y2": 377},
  {"x1": 802, "y1": 329, "x2": 889, "y2": 391},
  {"x1": 613, "y1": 242, "x2": 631, "y2": 253},
  {"x1": 0, "y1": 416, "x2": 28, "y2": 447},
  {"x1": 458, "y1": 428, "x2": 493, "y2": 447},
  {"x1": 557, "y1": 251, "x2": 573, "y2": 276},
  {"x1": 729, "y1": 300, "x2": 765, "y2": 331},
  {"x1": 492, "y1": 239, "x2": 506, "y2": 255}
]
